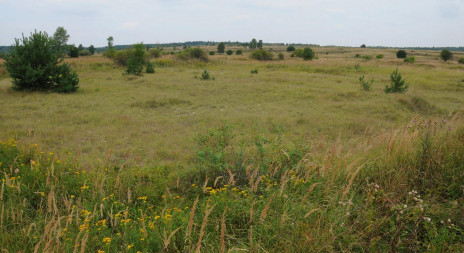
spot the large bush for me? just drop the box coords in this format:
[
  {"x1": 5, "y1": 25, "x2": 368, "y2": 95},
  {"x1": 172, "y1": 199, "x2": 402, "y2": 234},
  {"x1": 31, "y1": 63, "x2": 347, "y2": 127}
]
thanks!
[
  {"x1": 396, "y1": 50, "x2": 407, "y2": 59},
  {"x1": 440, "y1": 49, "x2": 453, "y2": 62},
  {"x1": 286, "y1": 45, "x2": 295, "y2": 52},
  {"x1": 4, "y1": 31, "x2": 79, "y2": 92},
  {"x1": 250, "y1": 49, "x2": 273, "y2": 61},
  {"x1": 217, "y1": 42, "x2": 225, "y2": 53}
]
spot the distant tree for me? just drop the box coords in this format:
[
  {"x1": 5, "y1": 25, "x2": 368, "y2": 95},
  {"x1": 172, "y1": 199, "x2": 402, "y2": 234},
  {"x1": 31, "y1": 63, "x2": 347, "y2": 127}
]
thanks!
[
  {"x1": 440, "y1": 49, "x2": 453, "y2": 62},
  {"x1": 89, "y1": 45, "x2": 95, "y2": 55},
  {"x1": 249, "y1": 38, "x2": 257, "y2": 49},
  {"x1": 226, "y1": 50, "x2": 233, "y2": 55},
  {"x1": 78, "y1": 44, "x2": 84, "y2": 51},
  {"x1": 217, "y1": 42, "x2": 225, "y2": 53},
  {"x1": 257, "y1": 40, "x2": 263, "y2": 49},
  {"x1": 53, "y1": 27, "x2": 69, "y2": 49},
  {"x1": 5, "y1": 31, "x2": 79, "y2": 92},
  {"x1": 302, "y1": 47, "x2": 315, "y2": 60},
  {"x1": 107, "y1": 36, "x2": 114, "y2": 48},
  {"x1": 69, "y1": 45, "x2": 79, "y2": 58},
  {"x1": 235, "y1": 49, "x2": 242, "y2": 55},
  {"x1": 396, "y1": 50, "x2": 407, "y2": 59},
  {"x1": 287, "y1": 45, "x2": 296, "y2": 52},
  {"x1": 278, "y1": 52, "x2": 284, "y2": 60},
  {"x1": 360, "y1": 44, "x2": 366, "y2": 48}
]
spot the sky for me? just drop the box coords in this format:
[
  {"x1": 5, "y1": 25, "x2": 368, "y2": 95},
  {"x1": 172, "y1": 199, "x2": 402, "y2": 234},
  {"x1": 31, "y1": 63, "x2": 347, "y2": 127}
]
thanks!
[{"x1": 0, "y1": 0, "x2": 463, "y2": 47}]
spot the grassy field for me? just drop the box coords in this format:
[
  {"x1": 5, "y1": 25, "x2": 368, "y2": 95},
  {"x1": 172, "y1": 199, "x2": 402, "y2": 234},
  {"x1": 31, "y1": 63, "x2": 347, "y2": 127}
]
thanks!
[
  {"x1": 1, "y1": 46, "x2": 463, "y2": 167},
  {"x1": 1, "y1": 46, "x2": 464, "y2": 252}
]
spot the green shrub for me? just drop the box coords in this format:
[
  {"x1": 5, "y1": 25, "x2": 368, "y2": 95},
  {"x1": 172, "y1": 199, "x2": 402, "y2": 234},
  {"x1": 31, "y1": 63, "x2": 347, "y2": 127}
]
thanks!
[
  {"x1": 302, "y1": 47, "x2": 315, "y2": 60},
  {"x1": 226, "y1": 50, "x2": 233, "y2": 55},
  {"x1": 278, "y1": 52, "x2": 284, "y2": 60},
  {"x1": 355, "y1": 53, "x2": 361, "y2": 58},
  {"x1": 287, "y1": 45, "x2": 295, "y2": 52},
  {"x1": 404, "y1": 56, "x2": 415, "y2": 64},
  {"x1": 209, "y1": 51, "x2": 215, "y2": 55},
  {"x1": 362, "y1": 55, "x2": 372, "y2": 61},
  {"x1": 200, "y1": 70, "x2": 210, "y2": 80},
  {"x1": 126, "y1": 55, "x2": 143, "y2": 75},
  {"x1": 396, "y1": 50, "x2": 407, "y2": 59},
  {"x1": 145, "y1": 61, "x2": 155, "y2": 73},
  {"x1": 217, "y1": 42, "x2": 225, "y2": 53},
  {"x1": 148, "y1": 48, "x2": 162, "y2": 58},
  {"x1": 250, "y1": 69, "x2": 258, "y2": 74},
  {"x1": 440, "y1": 49, "x2": 453, "y2": 62},
  {"x1": 68, "y1": 45, "x2": 79, "y2": 58},
  {"x1": 88, "y1": 45, "x2": 95, "y2": 55},
  {"x1": 79, "y1": 49, "x2": 91, "y2": 56},
  {"x1": 177, "y1": 47, "x2": 208, "y2": 62},
  {"x1": 235, "y1": 49, "x2": 242, "y2": 55},
  {"x1": 376, "y1": 54, "x2": 384, "y2": 59},
  {"x1": 250, "y1": 49, "x2": 273, "y2": 61},
  {"x1": 4, "y1": 31, "x2": 79, "y2": 92},
  {"x1": 385, "y1": 68, "x2": 408, "y2": 93},
  {"x1": 359, "y1": 75, "x2": 373, "y2": 91},
  {"x1": 458, "y1": 58, "x2": 464, "y2": 64}
]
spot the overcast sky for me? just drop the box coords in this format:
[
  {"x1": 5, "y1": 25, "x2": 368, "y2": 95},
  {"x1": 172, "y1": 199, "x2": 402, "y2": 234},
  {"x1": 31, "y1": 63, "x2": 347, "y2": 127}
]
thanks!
[{"x1": 0, "y1": 0, "x2": 463, "y2": 47}]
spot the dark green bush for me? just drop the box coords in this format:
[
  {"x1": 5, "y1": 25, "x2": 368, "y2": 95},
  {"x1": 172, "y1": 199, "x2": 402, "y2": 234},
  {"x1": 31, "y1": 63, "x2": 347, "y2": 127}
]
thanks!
[
  {"x1": 126, "y1": 55, "x2": 143, "y2": 75},
  {"x1": 226, "y1": 50, "x2": 233, "y2": 55},
  {"x1": 145, "y1": 61, "x2": 155, "y2": 73},
  {"x1": 440, "y1": 49, "x2": 453, "y2": 62},
  {"x1": 278, "y1": 52, "x2": 284, "y2": 60},
  {"x1": 68, "y1": 46, "x2": 79, "y2": 58},
  {"x1": 235, "y1": 49, "x2": 242, "y2": 55},
  {"x1": 362, "y1": 55, "x2": 372, "y2": 61},
  {"x1": 287, "y1": 45, "x2": 295, "y2": 52},
  {"x1": 385, "y1": 68, "x2": 408, "y2": 93},
  {"x1": 209, "y1": 51, "x2": 215, "y2": 56},
  {"x1": 376, "y1": 54, "x2": 384, "y2": 59},
  {"x1": 302, "y1": 47, "x2": 315, "y2": 60},
  {"x1": 458, "y1": 58, "x2": 464, "y2": 64},
  {"x1": 396, "y1": 50, "x2": 407, "y2": 59},
  {"x1": 250, "y1": 49, "x2": 273, "y2": 61},
  {"x1": 4, "y1": 31, "x2": 79, "y2": 92},
  {"x1": 250, "y1": 69, "x2": 258, "y2": 74},
  {"x1": 217, "y1": 42, "x2": 225, "y2": 53}
]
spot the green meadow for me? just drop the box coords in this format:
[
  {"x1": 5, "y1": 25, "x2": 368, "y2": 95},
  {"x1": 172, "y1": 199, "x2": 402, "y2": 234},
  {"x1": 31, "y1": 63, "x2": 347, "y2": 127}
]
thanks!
[{"x1": 1, "y1": 45, "x2": 464, "y2": 252}]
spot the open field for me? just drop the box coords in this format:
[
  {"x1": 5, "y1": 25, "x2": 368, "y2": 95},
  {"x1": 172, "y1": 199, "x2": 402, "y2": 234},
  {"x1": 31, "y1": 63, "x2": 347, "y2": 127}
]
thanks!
[
  {"x1": 1, "y1": 46, "x2": 464, "y2": 252},
  {"x1": 1, "y1": 46, "x2": 464, "y2": 167}
]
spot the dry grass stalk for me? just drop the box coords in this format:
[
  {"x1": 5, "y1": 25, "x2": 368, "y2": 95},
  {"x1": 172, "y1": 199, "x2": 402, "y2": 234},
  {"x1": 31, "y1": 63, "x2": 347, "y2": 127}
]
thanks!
[
  {"x1": 221, "y1": 208, "x2": 227, "y2": 253},
  {"x1": 340, "y1": 163, "x2": 364, "y2": 202},
  {"x1": 249, "y1": 199, "x2": 256, "y2": 224},
  {"x1": 0, "y1": 204, "x2": 3, "y2": 229},
  {"x1": 252, "y1": 175, "x2": 262, "y2": 193},
  {"x1": 304, "y1": 208, "x2": 321, "y2": 218},
  {"x1": 226, "y1": 169, "x2": 235, "y2": 186},
  {"x1": 187, "y1": 195, "x2": 199, "y2": 238},
  {"x1": 140, "y1": 210, "x2": 148, "y2": 238},
  {"x1": 79, "y1": 233, "x2": 89, "y2": 253},
  {"x1": 202, "y1": 176, "x2": 209, "y2": 193},
  {"x1": 214, "y1": 176, "x2": 223, "y2": 187},
  {"x1": 280, "y1": 209, "x2": 287, "y2": 227},
  {"x1": 0, "y1": 180, "x2": 4, "y2": 201},
  {"x1": 163, "y1": 227, "x2": 182, "y2": 250},
  {"x1": 195, "y1": 204, "x2": 216, "y2": 253},
  {"x1": 127, "y1": 188, "x2": 132, "y2": 203},
  {"x1": 260, "y1": 194, "x2": 274, "y2": 223},
  {"x1": 279, "y1": 171, "x2": 289, "y2": 196}
]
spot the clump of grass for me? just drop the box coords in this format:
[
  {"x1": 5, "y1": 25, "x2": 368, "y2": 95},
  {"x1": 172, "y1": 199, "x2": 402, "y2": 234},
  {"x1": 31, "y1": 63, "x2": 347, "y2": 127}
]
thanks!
[{"x1": 376, "y1": 54, "x2": 384, "y2": 59}]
